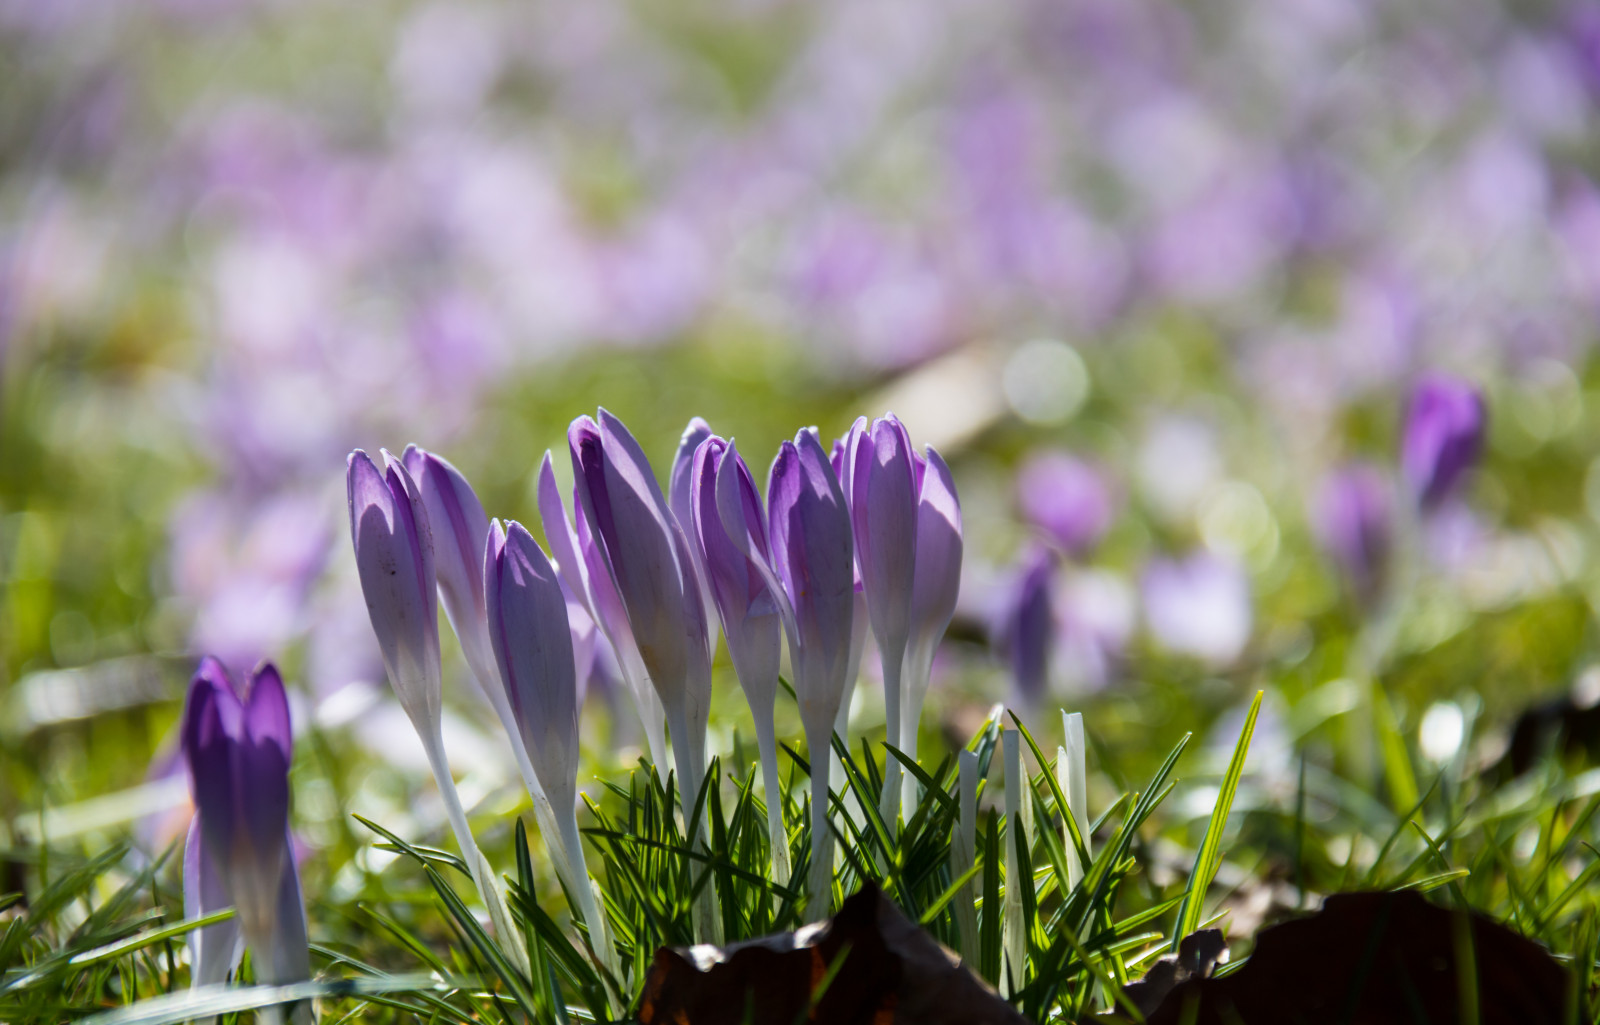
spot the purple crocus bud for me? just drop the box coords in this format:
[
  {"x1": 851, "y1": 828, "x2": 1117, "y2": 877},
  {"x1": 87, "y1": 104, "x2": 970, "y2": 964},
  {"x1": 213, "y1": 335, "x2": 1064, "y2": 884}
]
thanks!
[
  {"x1": 900, "y1": 446, "x2": 962, "y2": 807},
  {"x1": 1016, "y1": 450, "x2": 1114, "y2": 556},
  {"x1": 570, "y1": 409, "x2": 716, "y2": 934},
  {"x1": 1000, "y1": 548, "x2": 1056, "y2": 708},
  {"x1": 693, "y1": 435, "x2": 791, "y2": 882},
  {"x1": 692, "y1": 437, "x2": 782, "y2": 709},
  {"x1": 1401, "y1": 373, "x2": 1487, "y2": 510},
  {"x1": 347, "y1": 449, "x2": 440, "y2": 727},
  {"x1": 569, "y1": 411, "x2": 693, "y2": 711},
  {"x1": 539, "y1": 450, "x2": 668, "y2": 773},
  {"x1": 1311, "y1": 463, "x2": 1393, "y2": 604},
  {"x1": 671, "y1": 417, "x2": 719, "y2": 657},
  {"x1": 485, "y1": 520, "x2": 580, "y2": 814},
  {"x1": 849, "y1": 414, "x2": 920, "y2": 827},
  {"x1": 767, "y1": 428, "x2": 856, "y2": 920},
  {"x1": 180, "y1": 659, "x2": 310, "y2": 1001}
]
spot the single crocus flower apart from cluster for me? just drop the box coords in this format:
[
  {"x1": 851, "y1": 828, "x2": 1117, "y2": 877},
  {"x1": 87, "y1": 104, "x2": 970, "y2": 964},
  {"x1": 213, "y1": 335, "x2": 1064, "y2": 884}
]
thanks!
[
  {"x1": 1401, "y1": 373, "x2": 1487, "y2": 511},
  {"x1": 180, "y1": 658, "x2": 311, "y2": 1023},
  {"x1": 1311, "y1": 463, "x2": 1393, "y2": 605}
]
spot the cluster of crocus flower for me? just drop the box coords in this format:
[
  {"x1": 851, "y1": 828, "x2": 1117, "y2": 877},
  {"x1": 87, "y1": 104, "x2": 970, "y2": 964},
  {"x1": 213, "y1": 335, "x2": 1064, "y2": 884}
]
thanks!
[
  {"x1": 345, "y1": 408, "x2": 962, "y2": 942},
  {"x1": 180, "y1": 658, "x2": 312, "y2": 1024}
]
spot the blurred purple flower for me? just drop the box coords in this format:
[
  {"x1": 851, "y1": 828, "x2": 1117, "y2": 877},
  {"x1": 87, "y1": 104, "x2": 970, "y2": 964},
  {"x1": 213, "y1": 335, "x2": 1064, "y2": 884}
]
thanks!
[
  {"x1": 180, "y1": 658, "x2": 310, "y2": 1003},
  {"x1": 1311, "y1": 463, "x2": 1393, "y2": 604},
  {"x1": 1141, "y1": 552, "x2": 1252, "y2": 666},
  {"x1": 1401, "y1": 373, "x2": 1487, "y2": 510},
  {"x1": 1015, "y1": 450, "x2": 1115, "y2": 557},
  {"x1": 999, "y1": 547, "x2": 1056, "y2": 708}
]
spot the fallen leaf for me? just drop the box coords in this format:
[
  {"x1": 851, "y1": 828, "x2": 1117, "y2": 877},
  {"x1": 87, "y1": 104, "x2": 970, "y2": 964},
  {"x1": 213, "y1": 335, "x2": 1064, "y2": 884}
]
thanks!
[
  {"x1": 638, "y1": 882, "x2": 1028, "y2": 1025},
  {"x1": 1112, "y1": 890, "x2": 1571, "y2": 1024}
]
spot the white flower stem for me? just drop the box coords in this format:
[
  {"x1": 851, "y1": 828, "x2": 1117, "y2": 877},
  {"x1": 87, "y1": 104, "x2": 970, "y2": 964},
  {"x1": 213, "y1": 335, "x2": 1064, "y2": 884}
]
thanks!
[
  {"x1": 806, "y1": 749, "x2": 833, "y2": 923},
  {"x1": 665, "y1": 704, "x2": 721, "y2": 944},
  {"x1": 877, "y1": 648, "x2": 904, "y2": 836},
  {"x1": 899, "y1": 641, "x2": 934, "y2": 819},
  {"x1": 753, "y1": 715, "x2": 791, "y2": 888},
  {"x1": 556, "y1": 808, "x2": 623, "y2": 1008},
  {"x1": 419, "y1": 722, "x2": 532, "y2": 977}
]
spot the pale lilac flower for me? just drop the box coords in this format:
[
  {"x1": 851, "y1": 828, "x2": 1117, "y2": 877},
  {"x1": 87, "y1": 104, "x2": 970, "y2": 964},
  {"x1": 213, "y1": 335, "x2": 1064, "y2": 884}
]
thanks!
[
  {"x1": 1016, "y1": 451, "x2": 1115, "y2": 557},
  {"x1": 849, "y1": 414, "x2": 918, "y2": 825},
  {"x1": 691, "y1": 435, "x2": 789, "y2": 882},
  {"x1": 1311, "y1": 463, "x2": 1393, "y2": 604},
  {"x1": 765, "y1": 428, "x2": 856, "y2": 920},
  {"x1": 538, "y1": 451, "x2": 669, "y2": 774},
  {"x1": 484, "y1": 519, "x2": 621, "y2": 981},
  {"x1": 898, "y1": 445, "x2": 962, "y2": 811},
  {"x1": 1142, "y1": 552, "x2": 1252, "y2": 666}
]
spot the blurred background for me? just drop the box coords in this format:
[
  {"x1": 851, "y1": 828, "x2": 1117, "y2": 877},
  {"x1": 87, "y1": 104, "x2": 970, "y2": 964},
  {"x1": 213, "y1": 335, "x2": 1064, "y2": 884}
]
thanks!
[{"x1": 5, "y1": 0, "x2": 1600, "y2": 890}]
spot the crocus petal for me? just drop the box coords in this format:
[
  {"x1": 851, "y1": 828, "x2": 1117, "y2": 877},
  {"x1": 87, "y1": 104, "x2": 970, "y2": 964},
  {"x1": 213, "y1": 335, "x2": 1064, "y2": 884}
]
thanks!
[
  {"x1": 184, "y1": 819, "x2": 241, "y2": 988},
  {"x1": 259, "y1": 834, "x2": 312, "y2": 995},
  {"x1": 347, "y1": 449, "x2": 441, "y2": 725},
  {"x1": 538, "y1": 452, "x2": 594, "y2": 617},
  {"x1": 239, "y1": 663, "x2": 293, "y2": 855},
  {"x1": 907, "y1": 446, "x2": 963, "y2": 657},
  {"x1": 693, "y1": 437, "x2": 782, "y2": 701},
  {"x1": 485, "y1": 520, "x2": 580, "y2": 811},
  {"x1": 673, "y1": 418, "x2": 720, "y2": 657},
  {"x1": 1016, "y1": 450, "x2": 1114, "y2": 557},
  {"x1": 403, "y1": 445, "x2": 494, "y2": 683},
  {"x1": 1002, "y1": 548, "x2": 1056, "y2": 707},
  {"x1": 1311, "y1": 463, "x2": 1392, "y2": 604},
  {"x1": 768, "y1": 429, "x2": 856, "y2": 729},
  {"x1": 571, "y1": 410, "x2": 691, "y2": 705},
  {"x1": 1401, "y1": 373, "x2": 1487, "y2": 510},
  {"x1": 851, "y1": 415, "x2": 919, "y2": 657}
]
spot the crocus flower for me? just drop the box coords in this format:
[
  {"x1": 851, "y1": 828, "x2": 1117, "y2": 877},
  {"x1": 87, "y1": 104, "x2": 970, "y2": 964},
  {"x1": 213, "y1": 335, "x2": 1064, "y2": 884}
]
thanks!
[
  {"x1": 346, "y1": 449, "x2": 527, "y2": 971},
  {"x1": 898, "y1": 445, "x2": 963, "y2": 811},
  {"x1": 670, "y1": 417, "x2": 720, "y2": 659},
  {"x1": 1016, "y1": 450, "x2": 1114, "y2": 556},
  {"x1": 180, "y1": 659, "x2": 310, "y2": 1020},
  {"x1": 538, "y1": 452, "x2": 669, "y2": 774},
  {"x1": 849, "y1": 415, "x2": 919, "y2": 828},
  {"x1": 1000, "y1": 547, "x2": 1056, "y2": 708},
  {"x1": 402, "y1": 446, "x2": 561, "y2": 827},
  {"x1": 347, "y1": 449, "x2": 440, "y2": 729},
  {"x1": 485, "y1": 519, "x2": 620, "y2": 982},
  {"x1": 1401, "y1": 373, "x2": 1486, "y2": 510},
  {"x1": 741, "y1": 428, "x2": 856, "y2": 921},
  {"x1": 1311, "y1": 463, "x2": 1393, "y2": 604},
  {"x1": 691, "y1": 435, "x2": 789, "y2": 883},
  {"x1": 569, "y1": 410, "x2": 718, "y2": 937}
]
